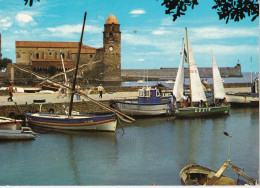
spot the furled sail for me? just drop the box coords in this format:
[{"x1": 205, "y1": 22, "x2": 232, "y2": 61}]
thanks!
[
  {"x1": 212, "y1": 50, "x2": 226, "y2": 99},
  {"x1": 173, "y1": 38, "x2": 185, "y2": 101},
  {"x1": 186, "y1": 29, "x2": 207, "y2": 102}
]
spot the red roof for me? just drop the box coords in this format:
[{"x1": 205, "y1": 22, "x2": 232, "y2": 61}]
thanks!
[
  {"x1": 16, "y1": 41, "x2": 82, "y2": 48},
  {"x1": 70, "y1": 45, "x2": 96, "y2": 54}
]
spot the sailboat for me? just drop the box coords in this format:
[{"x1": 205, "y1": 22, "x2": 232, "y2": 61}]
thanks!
[
  {"x1": 25, "y1": 12, "x2": 118, "y2": 131},
  {"x1": 173, "y1": 28, "x2": 230, "y2": 117}
]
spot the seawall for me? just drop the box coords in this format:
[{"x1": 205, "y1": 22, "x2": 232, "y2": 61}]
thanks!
[{"x1": 121, "y1": 64, "x2": 242, "y2": 80}]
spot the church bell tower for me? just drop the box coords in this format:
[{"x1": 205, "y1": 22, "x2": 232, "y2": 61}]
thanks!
[
  {"x1": 103, "y1": 15, "x2": 121, "y2": 81},
  {"x1": 0, "y1": 33, "x2": 2, "y2": 60}
]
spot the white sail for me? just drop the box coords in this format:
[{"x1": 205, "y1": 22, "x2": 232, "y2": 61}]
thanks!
[
  {"x1": 212, "y1": 50, "x2": 226, "y2": 99},
  {"x1": 173, "y1": 38, "x2": 185, "y2": 101},
  {"x1": 186, "y1": 29, "x2": 207, "y2": 102}
]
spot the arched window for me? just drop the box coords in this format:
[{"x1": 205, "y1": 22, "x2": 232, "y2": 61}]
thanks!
[{"x1": 36, "y1": 53, "x2": 39, "y2": 59}]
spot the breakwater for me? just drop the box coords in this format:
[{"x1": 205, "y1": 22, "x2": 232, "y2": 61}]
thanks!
[{"x1": 121, "y1": 64, "x2": 242, "y2": 80}]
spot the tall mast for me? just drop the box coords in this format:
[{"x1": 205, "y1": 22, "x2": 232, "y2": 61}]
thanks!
[
  {"x1": 211, "y1": 49, "x2": 215, "y2": 103},
  {"x1": 60, "y1": 51, "x2": 68, "y2": 84},
  {"x1": 185, "y1": 27, "x2": 192, "y2": 106},
  {"x1": 69, "y1": 12, "x2": 87, "y2": 117}
]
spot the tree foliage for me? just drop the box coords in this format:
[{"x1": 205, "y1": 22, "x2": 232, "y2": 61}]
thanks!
[
  {"x1": 159, "y1": 0, "x2": 259, "y2": 23},
  {"x1": 24, "y1": 0, "x2": 40, "y2": 6},
  {"x1": 0, "y1": 57, "x2": 12, "y2": 71}
]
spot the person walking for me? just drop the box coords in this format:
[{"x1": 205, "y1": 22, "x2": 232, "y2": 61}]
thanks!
[
  {"x1": 7, "y1": 83, "x2": 14, "y2": 102},
  {"x1": 98, "y1": 84, "x2": 104, "y2": 98}
]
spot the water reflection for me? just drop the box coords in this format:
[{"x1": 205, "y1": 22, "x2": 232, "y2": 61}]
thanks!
[
  {"x1": 0, "y1": 107, "x2": 258, "y2": 185},
  {"x1": 67, "y1": 136, "x2": 81, "y2": 185}
]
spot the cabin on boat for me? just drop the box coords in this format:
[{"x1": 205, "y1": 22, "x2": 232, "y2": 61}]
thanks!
[{"x1": 138, "y1": 87, "x2": 172, "y2": 104}]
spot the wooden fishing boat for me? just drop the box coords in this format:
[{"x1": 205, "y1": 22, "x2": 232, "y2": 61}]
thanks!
[
  {"x1": 179, "y1": 132, "x2": 257, "y2": 185},
  {"x1": 0, "y1": 127, "x2": 37, "y2": 140},
  {"x1": 25, "y1": 12, "x2": 120, "y2": 132},
  {"x1": 0, "y1": 116, "x2": 23, "y2": 130},
  {"x1": 117, "y1": 87, "x2": 173, "y2": 116},
  {"x1": 173, "y1": 29, "x2": 230, "y2": 117},
  {"x1": 179, "y1": 163, "x2": 233, "y2": 185},
  {"x1": 26, "y1": 112, "x2": 117, "y2": 131}
]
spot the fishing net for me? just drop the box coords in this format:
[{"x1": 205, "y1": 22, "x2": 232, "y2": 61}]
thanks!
[{"x1": 213, "y1": 177, "x2": 237, "y2": 185}]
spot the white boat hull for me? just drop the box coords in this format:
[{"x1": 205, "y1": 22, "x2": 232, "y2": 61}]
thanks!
[
  {"x1": 0, "y1": 117, "x2": 23, "y2": 130},
  {"x1": 117, "y1": 102, "x2": 170, "y2": 116},
  {"x1": 226, "y1": 94, "x2": 259, "y2": 105},
  {"x1": 29, "y1": 118, "x2": 117, "y2": 131},
  {"x1": 0, "y1": 128, "x2": 36, "y2": 140}
]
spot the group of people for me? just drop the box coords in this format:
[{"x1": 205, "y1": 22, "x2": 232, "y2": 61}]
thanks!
[{"x1": 170, "y1": 92, "x2": 229, "y2": 109}]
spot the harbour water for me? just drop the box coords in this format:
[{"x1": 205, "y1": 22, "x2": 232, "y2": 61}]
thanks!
[
  {"x1": 90, "y1": 72, "x2": 259, "y2": 88},
  {"x1": 0, "y1": 107, "x2": 258, "y2": 185}
]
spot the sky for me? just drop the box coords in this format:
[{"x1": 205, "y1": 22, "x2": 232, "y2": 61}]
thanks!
[{"x1": 0, "y1": 0, "x2": 259, "y2": 72}]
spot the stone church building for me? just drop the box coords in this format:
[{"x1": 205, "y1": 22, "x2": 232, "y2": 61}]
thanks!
[{"x1": 14, "y1": 14, "x2": 121, "y2": 82}]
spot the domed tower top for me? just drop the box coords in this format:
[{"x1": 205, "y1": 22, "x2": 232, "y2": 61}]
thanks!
[{"x1": 105, "y1": 15, "x2": 119, "y2": 25}]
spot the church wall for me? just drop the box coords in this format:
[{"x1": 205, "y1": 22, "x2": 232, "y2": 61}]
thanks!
[{"x1": 16, "y1": 47, "x2": 73, "y2": 65}]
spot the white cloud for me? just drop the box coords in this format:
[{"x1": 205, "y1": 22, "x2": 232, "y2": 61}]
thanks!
[
  {"x1": 190, "y1": 27, "x2": 259, "y2": 39},
  {"x1": 14, "y1": 30, "x2": 28, "y2": 34},
  {"x1": 152, "y1": 30, "x2": 166, "y2": 35},
  {"x1": 47, "y1": 24, "x2": 102, "y2": 36},
  {"x1": 129, "y1": 9, "x2": 146, "y2": 17},
  {"x1": 138, "y1": 58, "x2": 145, "y2": 61},
  {"x1": 193, "y1": 44, "x2": 259, "y2": 55},
  {"x1": 0, "y1": 17, "x2": 12, "y2": 30},
  {"x1": 15, "y1": 13, "x2": 35, "y2": 26},
  {"x1": 3, "y1": 48, "x2": 11, "y2": 52}
]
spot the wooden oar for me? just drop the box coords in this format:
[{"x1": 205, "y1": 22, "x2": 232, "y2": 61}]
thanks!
[
  {"x1": 206, "y1": 160, "x2": 230, "y2": 185},
  {"x1": 229, "y1": 162, "x2": 256, "y2": 185},
  {"x1": 79, "y1": 90, "x2": 135, "y2": 122},
  {"x1": 12, "y1": 64, "x2": 135, "y2": 122}
]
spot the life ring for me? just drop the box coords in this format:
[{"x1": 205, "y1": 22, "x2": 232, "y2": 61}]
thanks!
[{"x1": 49, "y1": 108, "x2": 55, "y2": 113}]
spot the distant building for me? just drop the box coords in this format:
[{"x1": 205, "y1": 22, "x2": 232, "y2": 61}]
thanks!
[{"x1": 15, "y1": 14, "x2": 121, "y2": 81}]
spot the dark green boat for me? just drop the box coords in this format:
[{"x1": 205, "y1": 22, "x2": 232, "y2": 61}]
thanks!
[
  {"x1": 173, "y1": 28, "x2": 230, "y2": 118},
  {"x1": 174, "y1": 104, "x2": 230, "y2": 118}
]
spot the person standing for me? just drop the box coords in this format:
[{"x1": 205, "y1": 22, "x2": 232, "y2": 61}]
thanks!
[
  {"x1": 76, "y1": 85, "x2": 81, "y2": 100},
  {"x1": 57, "y1": 87, "x2": 63, "y2": 98},
  {"x1": 172, "y1": 94, "x2": 176, "y2": 108},
  {"x1": 98, "y1": 84, "x2": 104, "y2": 98},
  {"x1": 7, "y1": 83, "x2": 13, "y2": 102}
]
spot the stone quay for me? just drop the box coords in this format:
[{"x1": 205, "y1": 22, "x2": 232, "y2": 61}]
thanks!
[{"x1": 0, "y1": 84, "x2": 252, "y2": 118}]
